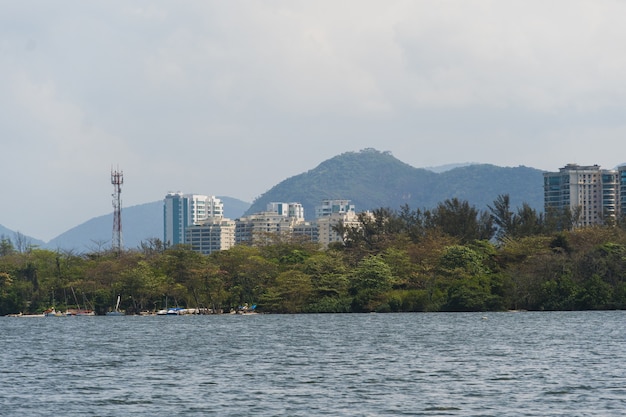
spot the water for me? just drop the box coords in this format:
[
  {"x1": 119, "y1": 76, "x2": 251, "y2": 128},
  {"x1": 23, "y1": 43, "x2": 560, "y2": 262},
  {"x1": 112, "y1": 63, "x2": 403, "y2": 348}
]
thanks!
[{"x1": 1, "y1": 311, "x2": 625, "y2": 416}]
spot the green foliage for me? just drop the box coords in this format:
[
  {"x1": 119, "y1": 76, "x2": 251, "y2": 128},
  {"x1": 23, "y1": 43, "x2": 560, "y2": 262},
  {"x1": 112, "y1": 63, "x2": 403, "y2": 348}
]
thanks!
[
  {"x1": 2, "y1": 199, "x2": 626, "y2": 315},
  {"x1": 430, "y1": 198, "x2": 495, "y2": 243}
]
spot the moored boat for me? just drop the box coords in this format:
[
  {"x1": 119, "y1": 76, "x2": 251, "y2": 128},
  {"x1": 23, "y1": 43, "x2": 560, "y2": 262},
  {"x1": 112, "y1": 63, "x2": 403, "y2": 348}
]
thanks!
[{"x1": 105, "y1": 295, "x2": 124, "y2": 316}]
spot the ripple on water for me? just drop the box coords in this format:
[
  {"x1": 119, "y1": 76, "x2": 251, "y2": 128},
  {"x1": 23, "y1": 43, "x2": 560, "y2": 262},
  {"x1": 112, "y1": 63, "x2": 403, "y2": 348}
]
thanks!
[{"x1": 1, "y1": 311, "x2": 626, "y2": 416}]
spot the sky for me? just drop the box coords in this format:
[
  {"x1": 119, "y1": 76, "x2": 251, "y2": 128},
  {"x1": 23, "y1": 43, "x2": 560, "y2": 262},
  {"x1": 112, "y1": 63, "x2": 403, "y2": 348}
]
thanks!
[{"x1": 2, "y1": 1, "x2": 626, "y2": 241}]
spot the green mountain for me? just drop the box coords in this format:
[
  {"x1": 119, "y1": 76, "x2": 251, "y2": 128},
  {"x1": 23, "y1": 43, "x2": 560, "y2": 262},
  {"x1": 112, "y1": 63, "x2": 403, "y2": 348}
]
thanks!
[{"x1": 246, "y1": 149, "x2": 544, "y2": 218}]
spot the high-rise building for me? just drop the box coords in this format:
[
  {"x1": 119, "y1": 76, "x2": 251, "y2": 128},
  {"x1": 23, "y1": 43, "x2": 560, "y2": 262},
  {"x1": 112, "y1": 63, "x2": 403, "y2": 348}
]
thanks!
[
  {"x1": 234, "y1": 202, "x2": 307, "y2": 245},
  {"x1": 620, "y1": 165, "x2": 626, "y2": 219},
  {"x1": 185, "y1": 217, "x2": 235, "y2": 255},
  {"x1": 164, "y1": 192, "x2": 224, "y2": 246},
  {"x1": 266, "y1": 202, "x2": 304, "y2": 220},
  {"x1": 544, "y1": 164, "x2": 619, "y2": 227},
  {"x1": 312, "y1": 199, "x2": 362, "y2": 247},
  {"x1": 235, "y1": 212, "x2": 304, "y2": 245},
  {"x1": 315, "y1": 199, "x2": 355, "y2": 218},
  {"x1": 316, "y1": 211, "x2": 362, "y2": 247}
]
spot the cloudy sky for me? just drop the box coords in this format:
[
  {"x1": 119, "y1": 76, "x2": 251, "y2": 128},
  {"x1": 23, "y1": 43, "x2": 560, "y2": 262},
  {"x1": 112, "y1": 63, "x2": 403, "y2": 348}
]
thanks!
[{"x1": 2, "y1": 1, "x2": 626, "y2": 241}]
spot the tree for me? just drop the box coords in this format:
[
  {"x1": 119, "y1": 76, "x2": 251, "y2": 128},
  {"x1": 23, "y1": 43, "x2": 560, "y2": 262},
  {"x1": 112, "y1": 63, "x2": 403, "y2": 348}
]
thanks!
[
  {"x1": 349, "y1": 255, "x2": 394, "y2": 312},
  {"x1": 489, "y1": 195, "x2": 545, "y2": 241},
  {"x1": 262, "y1": 270, "x2": 312, "y2": 313},
  {"x1": 0, "y1": 236, "x2": 15, "y2": 256},
  {"x1": 489, "y1": 194, "x2": 514, "y2": 241},
  {"x1": 430, "y1": 198, "x2": 494, "y2": 242}
]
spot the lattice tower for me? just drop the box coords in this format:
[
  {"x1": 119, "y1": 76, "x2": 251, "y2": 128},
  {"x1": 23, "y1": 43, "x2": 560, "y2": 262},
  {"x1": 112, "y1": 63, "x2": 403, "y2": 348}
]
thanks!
[{"x1": 111, "y1": 168, "x2": 124, "y2": 252}]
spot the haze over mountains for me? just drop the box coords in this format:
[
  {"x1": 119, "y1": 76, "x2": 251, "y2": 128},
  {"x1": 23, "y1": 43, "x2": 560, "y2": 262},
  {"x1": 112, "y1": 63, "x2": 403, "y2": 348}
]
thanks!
[{"x1": 1, "y1": 149, "x2": 545, "y2": 251}]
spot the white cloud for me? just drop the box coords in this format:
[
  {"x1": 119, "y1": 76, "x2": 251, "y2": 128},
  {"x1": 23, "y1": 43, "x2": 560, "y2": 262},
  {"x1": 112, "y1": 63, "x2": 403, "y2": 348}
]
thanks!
[{"x1": 2, "y1": 0, "x2": 626, "y2": 240}]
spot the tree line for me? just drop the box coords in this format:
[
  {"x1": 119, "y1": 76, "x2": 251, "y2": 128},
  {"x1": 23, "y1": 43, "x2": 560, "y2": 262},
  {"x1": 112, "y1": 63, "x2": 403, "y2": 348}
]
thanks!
[{"x1": 2, "y1": 195, "x2": 626, "y2": 315}]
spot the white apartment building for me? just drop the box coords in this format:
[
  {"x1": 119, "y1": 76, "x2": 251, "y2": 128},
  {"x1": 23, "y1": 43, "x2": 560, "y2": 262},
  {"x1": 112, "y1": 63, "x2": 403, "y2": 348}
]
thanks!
[
  {"x1": 266, "y1": 202, "x2": 305, "y2": 220},
  {"x1": 544, "y1": 164, "x2": 620, "y2": 227},
  {"x1": 312, "y1": 199, "x2": 361, "y2": 247},
  {"x1": 185, "y1": 217, "x2": 236, "y2": 255},
  {"x1": 235, "y1": 212, "x2": 305, "y2": 245},
  {"x1": 315, "y1": 199, "x2": 355, "y2": 218},
  {"x1": 164, "y1": 192, "x2": 224, "y2": 246},
  {"x1": 316, "y1": 211, "x2": 361, "y2": 247},
  {"x1": 233, "y1": 201, "x2": 308, "y2": 245},
  {"x1": 617, "y1": 165, "x2": 626, "y2": 220}
]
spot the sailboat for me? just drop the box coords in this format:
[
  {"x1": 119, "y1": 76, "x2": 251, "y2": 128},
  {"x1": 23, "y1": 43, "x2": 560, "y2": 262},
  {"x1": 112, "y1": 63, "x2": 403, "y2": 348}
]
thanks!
[
  {"x1": 105, "y1": 295, "x2": 124, "y2": 316},
  {"x1": 66, "y1": 287, "x2": 95, "y2": 316}
]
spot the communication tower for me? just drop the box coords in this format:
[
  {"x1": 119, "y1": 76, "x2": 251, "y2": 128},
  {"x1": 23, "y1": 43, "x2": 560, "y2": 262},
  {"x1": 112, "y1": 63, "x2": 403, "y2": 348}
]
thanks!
[{"x1": 111, "y1": 168, "x2": 124, "y2": 252}]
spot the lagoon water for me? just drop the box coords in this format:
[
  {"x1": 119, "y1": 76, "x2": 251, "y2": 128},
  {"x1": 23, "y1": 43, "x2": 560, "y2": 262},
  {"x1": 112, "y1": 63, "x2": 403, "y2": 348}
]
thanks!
[{"x1": 1, "y1": 311, "x2": 626, "y2": 416}]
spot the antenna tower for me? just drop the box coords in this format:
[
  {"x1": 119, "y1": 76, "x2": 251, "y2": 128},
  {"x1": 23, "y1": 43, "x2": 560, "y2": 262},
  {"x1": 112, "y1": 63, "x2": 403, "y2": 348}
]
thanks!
[{"x1": 111, "y1": 168, "x2": 124, "y2": 252}]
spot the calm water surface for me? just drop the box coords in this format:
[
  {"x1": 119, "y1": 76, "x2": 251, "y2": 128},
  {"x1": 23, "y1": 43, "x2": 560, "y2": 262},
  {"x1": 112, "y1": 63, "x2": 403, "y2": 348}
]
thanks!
[{"x1": 1, "y1": 311, "x2": 625, "y2": 416}]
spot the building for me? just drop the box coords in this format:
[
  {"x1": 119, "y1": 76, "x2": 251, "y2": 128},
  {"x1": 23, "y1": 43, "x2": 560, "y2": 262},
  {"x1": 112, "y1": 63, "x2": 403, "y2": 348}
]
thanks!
[
  {"x1": 315, "y1": 199, "x2": 355, "y2": 218},
  {"x1": 234, "y1": 202, "x2": 308, "y2": 245},
  {"x1": 617, "y1": 165, "x2": 626, "y2": 221},
  {"x1": 313, "y1": 199, "x2": 361, "y2": 247},
  {"x1": 292, "y1": 221, "x2": 319, "y2": 242},
  {"x1": 164, "y1": 193, "x2": 224, "y2": 246},
  {"x1": 235, "y1": 212, "x2": 305, "y2": 245},
  {"x1": 266, "y1": 202, "x2": 304, "y2": 220},
  {"x1": 316, "y1": 211, "x2": 361, "y2": 247},
  {"x1": 185, "y1": 217, "x2": 235, "y2": 255},
  {"x1": 543, "y1": 164, "x2": 620, "y2": 228}
]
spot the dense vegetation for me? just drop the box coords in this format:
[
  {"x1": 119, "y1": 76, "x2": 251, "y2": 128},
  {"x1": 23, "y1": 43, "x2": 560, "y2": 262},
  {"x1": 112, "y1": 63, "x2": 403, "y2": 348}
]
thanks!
[{"x1": 2, "y1": 195, "x2": 626, "y2": 315}]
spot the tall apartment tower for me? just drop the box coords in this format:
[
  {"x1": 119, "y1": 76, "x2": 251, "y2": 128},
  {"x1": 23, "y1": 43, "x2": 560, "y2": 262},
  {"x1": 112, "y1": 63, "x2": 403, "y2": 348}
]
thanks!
[
  {"x1": 314, "y1": 199, "x2": 360, "y2": 247},
  {"x1": 235, "y1": 203, "x2": 306, "y2": 246},
  {"x1": 315, "y1": 199, "x2": 355, "y2": 218},
  {"x1": 266, "y1": 202, "x2": 305, "y2": 220},
  {"x1": 544, "y1": 164, "x2": 619, "y2": 228},
  {"x1": 164, "y1": 192, "x2": 224, "y2": 246},
  {"x1": 620, "y1": 166, "x2": 626, "y2": 219}
]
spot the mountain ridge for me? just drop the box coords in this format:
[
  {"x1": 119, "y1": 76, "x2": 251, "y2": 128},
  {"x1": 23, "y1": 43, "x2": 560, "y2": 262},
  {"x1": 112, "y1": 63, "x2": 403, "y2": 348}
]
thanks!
[
  {"x1": 245, "y1": 149, "x2": 544, "y2": 220},
  {"x1": 2, "y1": 149, "x2": 547, "y2": 251}
]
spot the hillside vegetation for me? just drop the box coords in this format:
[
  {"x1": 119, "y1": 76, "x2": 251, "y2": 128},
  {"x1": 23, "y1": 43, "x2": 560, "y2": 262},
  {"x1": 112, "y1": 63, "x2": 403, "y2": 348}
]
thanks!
[
  {"x1": 2, "y1": 195, "x2": 626, "y2": 316},
  {"x1": 246, "y1": 149, "x2": 544, "y2": 218}
]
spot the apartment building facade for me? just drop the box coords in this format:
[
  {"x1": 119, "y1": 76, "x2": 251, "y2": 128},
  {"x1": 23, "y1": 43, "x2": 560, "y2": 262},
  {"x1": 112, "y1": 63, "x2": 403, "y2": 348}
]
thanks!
[
  {"x1": 314, "y1": 199, "x2": 361, "y2": 247},
  {"x1": 164, "y1": 194, "x2": 368, "y2": 252},
  {"x1": 163, "y1": 192, "x2": 224, "y2": 246},
  {"x1": 544, "y1": 164, "x2": 625, "y2": 227},
  {"x1": 235, "y1": 202, "x2": 306, "y2": 245},
  {"x1": 185, "y1": 217, "x2": 236, "y2": 255}
]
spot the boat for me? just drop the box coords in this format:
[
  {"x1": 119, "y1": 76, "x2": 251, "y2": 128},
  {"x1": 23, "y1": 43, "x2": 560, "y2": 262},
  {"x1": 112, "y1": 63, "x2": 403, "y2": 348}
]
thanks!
[
  {"x1": 66, "y1": 287, "x2": 96, "y2": 316},
  {"x1": 66, "y1": 308, "x2": 96, "y2": 316},
  {"x1": 44, "y1": 308, "x2": 65, "y2": 317},
  {"x1": 166, "y1": 307, "x2": 185, "y2": 315},
  {"x1": 105, "y1": 295, "x2": 124, "y2": 316},
  {"x1": 8, "y1": 312, "x2": 46, "y2": 318}
]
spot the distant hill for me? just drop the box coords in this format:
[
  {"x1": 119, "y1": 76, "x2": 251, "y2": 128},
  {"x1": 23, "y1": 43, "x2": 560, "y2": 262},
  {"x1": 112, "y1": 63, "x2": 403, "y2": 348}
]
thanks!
[
  {"x1": 0, "y1": 224, "x2": 45, "y2": 249},
  {"x1": 5, "y1": 150, "x2": 547, "y2": 251},
  {"x1": 45, "y1": 196, "x2": 250, "y2": 252},
  {"x1": 424, "y1": 162, "x2": 477, "y2": 173},
  {"x1": 245, "y1": 149, "x2": 545, "y2": 219},
  {"x1": 0, "y1": 224, "x2": 15, "y2": 239}
]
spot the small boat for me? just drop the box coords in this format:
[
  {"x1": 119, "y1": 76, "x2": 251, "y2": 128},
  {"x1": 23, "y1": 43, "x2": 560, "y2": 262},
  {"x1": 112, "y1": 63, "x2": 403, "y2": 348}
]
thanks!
[
  {"x1": 106, "y1": 295, "x2": 124, "y2": 316},
  {"x1": 8, "y1": 312, "x2": 45, "y2": 318},
  {"x1": 166, "y1": 307, "x2": 184, "y2": 315},
  {"x1": 44, "y1": 308, "x2": 64, "y2": 317},
  {"x1": 66, "y1": 308, "x2": 96, "y2": 316}
]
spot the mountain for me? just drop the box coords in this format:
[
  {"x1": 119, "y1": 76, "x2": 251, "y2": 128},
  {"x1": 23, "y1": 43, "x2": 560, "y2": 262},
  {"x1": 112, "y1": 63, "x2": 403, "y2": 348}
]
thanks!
[
  {"x1": 424, "y1": 162, "x2": 477, "y2": 173},
  {"x1": 245, "y1": 149, "x2": 545, "y2": 219},
  {"x1": 6, "y1": 150, "x2": 546, "y2": 251},
  {"x1": 0, "y1": 224, "x2": 45, "y2": 249},
  {"x1": 0, "y1": 224, "x2": 15, "y2": 239},
  {"x1": 45, "y1": 196, "x2": 251, "y2": 252}
]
